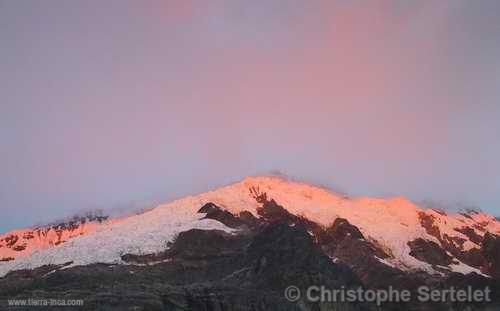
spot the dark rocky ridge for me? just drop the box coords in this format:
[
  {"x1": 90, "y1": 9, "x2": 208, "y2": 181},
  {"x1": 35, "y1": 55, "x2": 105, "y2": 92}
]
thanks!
[
  {"x1": 455, "y1": 227, "x2": 484, "y2": 245},
  {"x1": 408, "y1": 238, "x2": 454, "y2": 267}
]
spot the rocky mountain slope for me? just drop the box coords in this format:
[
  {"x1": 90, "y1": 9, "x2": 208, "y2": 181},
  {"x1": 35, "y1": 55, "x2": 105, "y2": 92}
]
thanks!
[
  {"x1": 0, "y1": 212, "x2": 111, "y2": 263},
  {"x1": 1, "y1": 176, "x2": 499, "y2": 310}
]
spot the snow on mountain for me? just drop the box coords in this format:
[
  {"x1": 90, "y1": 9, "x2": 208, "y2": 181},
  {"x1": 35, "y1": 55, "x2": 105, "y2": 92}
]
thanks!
[
  {"x1": 1, "y1": 176, "x2": 499, "y2": 278},
  {"x1": 0, "y1": 214, "x2": 112, "y2": 262},
  {"x1": 0, "y1": 200, "x2": 235, "y2": 277}
]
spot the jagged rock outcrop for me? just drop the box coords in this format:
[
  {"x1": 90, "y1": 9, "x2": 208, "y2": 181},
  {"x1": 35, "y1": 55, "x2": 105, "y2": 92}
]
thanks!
[
  {"x1": 0, "y1": 214, "x2": 110, "y2": 261},
  {"x1": 408, "y1": 238, "x2": 454, "y2": 267},
  {"x1": 418, "y1": 211, "x2": 499, "y2": 275},
  {"x1": 198, "y1": 202, "x2": 260, "y2": 229}
]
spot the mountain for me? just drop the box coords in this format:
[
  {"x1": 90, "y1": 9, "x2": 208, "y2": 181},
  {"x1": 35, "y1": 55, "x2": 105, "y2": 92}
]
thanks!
[
  {"x1": 0, "y1": 211, "x2": 112, "y2": 263},
  {"x1": 1, "y1": 176, "x2": 499, "y2": 310}
]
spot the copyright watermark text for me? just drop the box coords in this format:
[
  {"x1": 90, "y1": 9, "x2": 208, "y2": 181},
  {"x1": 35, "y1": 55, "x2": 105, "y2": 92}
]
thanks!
[{"x1": 284, "y1": 285, "x2": 492, "y2": 306}]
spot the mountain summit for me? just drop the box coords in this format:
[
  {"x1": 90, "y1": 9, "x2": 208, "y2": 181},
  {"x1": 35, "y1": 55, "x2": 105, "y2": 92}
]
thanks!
[{"x1": 1, "y1": 176, "x2": 499, "y2": 279}]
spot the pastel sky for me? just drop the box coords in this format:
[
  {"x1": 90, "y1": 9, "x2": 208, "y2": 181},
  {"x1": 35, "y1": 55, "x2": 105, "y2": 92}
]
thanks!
[{"x1": 1, "y1": 1, "x2": 500, "y2": 232}]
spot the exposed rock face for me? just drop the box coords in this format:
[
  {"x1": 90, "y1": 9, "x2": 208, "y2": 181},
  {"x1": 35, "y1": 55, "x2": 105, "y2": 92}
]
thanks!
[
  {"x1": 237, "y1": 210, "x2": 260, "y2": 228},
  {"x1": 0, "y1": 214, "x2": 110, "y2": 261},
  {"x1": 419, "y1": 212, "x2": 443, "y2": 239},
  {"x1": 418, "y1": 211, "x2": 498, "y2": 275},
  {"x1": 482, "y1": 233, "x2": 500, "y2": 278},
  {"x1": 11, "y1": 244, "x2": 27, "y2": 252},
  {"x1": 317, "y1": 218, "x2": 423, "y2": 295},
  {"x1": 455, "y1": 227, "x2": 484, "y2": 245},
  {"x1": 254, "y1": 197, "x2": 328, "y2": 244},
  {"x1": 323, "y1": 218, "x2": 365, "y2": 244},
  {"x1": 166, "y1": 229, "x2": 246, "y2": 261},
  {"x1": 408, "y1": 238, "x2": 453, "y2": 266},
  {"x1": 4, "y1": 236, "x2": 19, "y2": 248},
  {"x1": 198, "y1": 202, "x2": 261, "y2": 230},
  {"x1": 198, "y1": 202, "x2": 246, "y2": 228},
  {"x1": 256, "y1": 198, "x2": 297, "y2": 223}
]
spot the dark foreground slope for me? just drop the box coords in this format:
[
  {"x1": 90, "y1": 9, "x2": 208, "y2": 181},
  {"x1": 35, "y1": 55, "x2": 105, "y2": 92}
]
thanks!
[{"x1": 0, "y1": 223, "x2": 369, "y2": 311}]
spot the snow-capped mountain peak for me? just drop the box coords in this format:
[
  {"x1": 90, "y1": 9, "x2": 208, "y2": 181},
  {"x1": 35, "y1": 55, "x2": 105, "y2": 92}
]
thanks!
[{"x1": 1, "y1": 176, "x2": 499, "y2": 279}]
